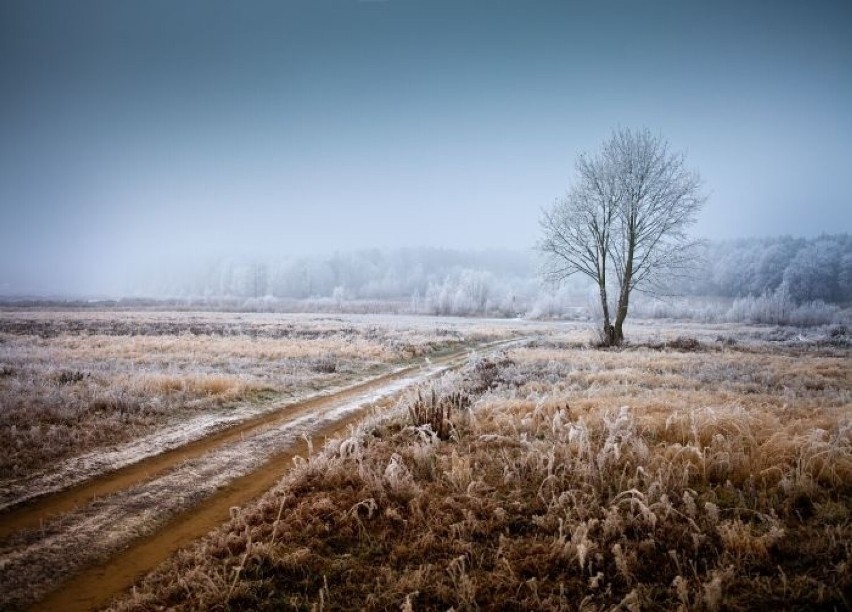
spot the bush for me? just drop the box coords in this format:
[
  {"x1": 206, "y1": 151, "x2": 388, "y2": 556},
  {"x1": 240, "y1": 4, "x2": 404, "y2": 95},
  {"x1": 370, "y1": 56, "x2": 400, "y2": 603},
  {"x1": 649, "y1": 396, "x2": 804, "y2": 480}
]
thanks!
[
  {"x1": 57, "y1": 370, "x2": 87, "y2": 385},
  {"x1": 667, "y1": 336, "x2": 700, "y2": 351},
  {"x1": 727, "y1": 285, "x2": 839, "y2": 326},
  {"x1": 311, "y1": 353, "x2": 338, "y2": 373}
]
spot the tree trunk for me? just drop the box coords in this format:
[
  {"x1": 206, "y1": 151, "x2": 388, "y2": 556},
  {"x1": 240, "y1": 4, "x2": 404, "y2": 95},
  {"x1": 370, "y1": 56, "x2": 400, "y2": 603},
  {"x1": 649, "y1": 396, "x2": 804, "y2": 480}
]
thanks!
[
  {"x1": 598, "y1": 282, "x2": 615, "y2": 346},
  {"x1": 613, "y1": 290, "x2": 628, "y2": 345},
  {"x1": 614, "y1": 235, "x2": 635, "y2": 345},
  {"x1": 605, "y1": 324, "x2": 616, "y2": 346}
]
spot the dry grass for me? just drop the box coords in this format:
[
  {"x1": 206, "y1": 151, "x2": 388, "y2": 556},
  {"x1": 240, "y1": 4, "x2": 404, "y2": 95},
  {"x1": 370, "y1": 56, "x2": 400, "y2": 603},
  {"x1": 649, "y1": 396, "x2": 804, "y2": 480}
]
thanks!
[
  {"x1": 0, "y1": 311, "x2": 516, "y2": 481},
  {"x1": 108, "y1": 330, "x2": 851, "y2": 611}
]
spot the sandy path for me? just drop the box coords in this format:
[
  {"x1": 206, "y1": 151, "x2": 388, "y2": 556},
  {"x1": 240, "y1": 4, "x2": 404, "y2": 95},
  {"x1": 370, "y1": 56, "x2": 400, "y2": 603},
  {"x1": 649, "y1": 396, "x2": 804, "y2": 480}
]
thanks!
[{"x1": 0, "y1": 337, "x2": 528, "y2": 611}]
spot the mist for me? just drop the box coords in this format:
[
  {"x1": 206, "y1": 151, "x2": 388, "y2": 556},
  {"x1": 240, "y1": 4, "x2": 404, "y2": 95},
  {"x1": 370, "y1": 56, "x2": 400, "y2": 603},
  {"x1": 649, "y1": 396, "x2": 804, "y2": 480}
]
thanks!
[{"x1": 1, "y1": 1, "x2": 851, "y2": 297}]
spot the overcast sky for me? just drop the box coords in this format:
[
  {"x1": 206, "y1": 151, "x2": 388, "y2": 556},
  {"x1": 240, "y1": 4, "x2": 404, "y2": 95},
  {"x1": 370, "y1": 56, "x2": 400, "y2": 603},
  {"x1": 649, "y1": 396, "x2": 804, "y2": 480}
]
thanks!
[{"x1": 1, "y1": 0, "x2": 851, "y2": 295}]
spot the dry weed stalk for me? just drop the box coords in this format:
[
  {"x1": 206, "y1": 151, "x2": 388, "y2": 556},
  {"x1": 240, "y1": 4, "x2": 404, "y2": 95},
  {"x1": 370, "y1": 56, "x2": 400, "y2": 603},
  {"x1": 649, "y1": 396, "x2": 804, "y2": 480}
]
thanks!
[{"x1": 407, "y1": 387, "x2": 471, "y2": 440}]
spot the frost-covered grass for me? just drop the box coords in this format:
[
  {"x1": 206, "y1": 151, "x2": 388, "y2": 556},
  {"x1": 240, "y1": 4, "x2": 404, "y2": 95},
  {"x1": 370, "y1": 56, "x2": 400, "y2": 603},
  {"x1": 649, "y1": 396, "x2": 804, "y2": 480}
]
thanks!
[
  {"x1": 0, "y1": 311, "x2": 519, "y2": 481},
  {"x1": 109, "y1": 332, "x2": 850, "y2": 611}
]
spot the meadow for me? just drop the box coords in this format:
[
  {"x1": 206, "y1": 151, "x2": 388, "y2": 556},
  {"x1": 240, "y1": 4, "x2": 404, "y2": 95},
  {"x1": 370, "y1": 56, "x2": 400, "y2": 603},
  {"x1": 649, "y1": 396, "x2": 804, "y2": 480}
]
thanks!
[
  {"x1": 0, "y1": 310, "x2": 519, "y2": 486},
  {"x1": 101, "y1": 320, "x2": 851, "y2": 611}
]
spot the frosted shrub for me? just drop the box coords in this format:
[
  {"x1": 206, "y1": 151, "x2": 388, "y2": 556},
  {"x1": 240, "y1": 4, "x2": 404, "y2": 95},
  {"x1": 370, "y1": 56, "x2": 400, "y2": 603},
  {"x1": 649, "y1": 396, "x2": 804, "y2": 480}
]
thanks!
[{"x1": 726, "y1": 285, "x2": 839, "y2": 326}]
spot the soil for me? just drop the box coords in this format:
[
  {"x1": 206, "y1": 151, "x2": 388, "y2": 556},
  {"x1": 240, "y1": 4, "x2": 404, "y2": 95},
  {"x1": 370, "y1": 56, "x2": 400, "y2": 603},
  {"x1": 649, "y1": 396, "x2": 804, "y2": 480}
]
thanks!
[{"x1": 0, "y1": 337, "x2": 528, "y2": 611}]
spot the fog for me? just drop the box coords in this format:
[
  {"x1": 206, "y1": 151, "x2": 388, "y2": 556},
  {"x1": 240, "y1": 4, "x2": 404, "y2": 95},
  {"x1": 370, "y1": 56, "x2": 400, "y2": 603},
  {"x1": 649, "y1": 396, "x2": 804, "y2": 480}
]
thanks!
[
  {"x1": 103, "y1": 235, "x2": 852, "y2": 308},
  {"x1": 1, "y1": 1, "x2": 851, "y2": 297}
]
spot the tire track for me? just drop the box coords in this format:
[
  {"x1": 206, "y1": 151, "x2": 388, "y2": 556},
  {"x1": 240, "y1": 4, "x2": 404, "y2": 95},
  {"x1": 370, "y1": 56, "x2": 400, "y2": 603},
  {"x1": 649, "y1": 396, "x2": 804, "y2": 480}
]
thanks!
[
  {"x1": 0, "y1": 337, "x2": 517, "y2": 538},
  {"x1": 0, "y1": 337, "x2": 529, "y2": 611}
]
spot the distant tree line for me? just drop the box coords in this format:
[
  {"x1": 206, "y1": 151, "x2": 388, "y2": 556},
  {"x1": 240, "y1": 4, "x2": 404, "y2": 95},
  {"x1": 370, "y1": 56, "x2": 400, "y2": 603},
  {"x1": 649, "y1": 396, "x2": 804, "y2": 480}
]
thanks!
[
  {"x1": 129, "y1": 235, "x2": 851, "y2": 317},
  {"x1": 679, "y1": 234, "x2": 852, "y2": 303},
  {"x1": 132, "y1": 248, "x2": 548, "y2": 316}
]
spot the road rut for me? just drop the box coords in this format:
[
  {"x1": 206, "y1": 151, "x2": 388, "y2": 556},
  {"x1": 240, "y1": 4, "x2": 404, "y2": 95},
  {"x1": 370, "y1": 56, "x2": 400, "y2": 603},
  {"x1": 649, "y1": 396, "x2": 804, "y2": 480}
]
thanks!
[{"x1": 0, "y1": 337, "x2": 527, "y2": 611}]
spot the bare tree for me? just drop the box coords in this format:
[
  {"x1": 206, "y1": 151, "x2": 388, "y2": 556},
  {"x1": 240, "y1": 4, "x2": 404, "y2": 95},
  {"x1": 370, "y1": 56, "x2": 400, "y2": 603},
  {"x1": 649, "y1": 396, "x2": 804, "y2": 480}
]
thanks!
[
  {"x1": 539, "y1": 146, "x2": 621, "y2": 344},
  {"x1": 539, "y1": 128, "x2": 705, "y2": 345}
]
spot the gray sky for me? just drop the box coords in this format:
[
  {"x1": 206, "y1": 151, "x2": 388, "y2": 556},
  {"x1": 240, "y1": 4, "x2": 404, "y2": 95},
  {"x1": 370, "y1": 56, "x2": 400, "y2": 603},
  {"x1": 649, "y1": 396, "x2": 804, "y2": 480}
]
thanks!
[{"x1": 1, "y1": 0, "x2": 851, "y2": 295}]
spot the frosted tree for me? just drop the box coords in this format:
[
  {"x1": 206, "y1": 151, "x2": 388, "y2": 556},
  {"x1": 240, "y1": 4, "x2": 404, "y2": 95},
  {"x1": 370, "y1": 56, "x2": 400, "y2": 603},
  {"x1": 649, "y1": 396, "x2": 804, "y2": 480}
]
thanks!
[
  {"x1": 540, "y1": 128, "x2": 705, "y2": 345},
  {"x1": 783, "y1": 238, "x2": 842, "y2": 302}
]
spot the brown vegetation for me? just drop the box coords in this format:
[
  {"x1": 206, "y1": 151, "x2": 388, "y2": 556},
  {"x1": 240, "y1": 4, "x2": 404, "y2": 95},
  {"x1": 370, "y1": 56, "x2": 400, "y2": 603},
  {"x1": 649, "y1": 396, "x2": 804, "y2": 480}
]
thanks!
[
  {"x1": 108, "y1": 331, "x2": 851, "y2": 611},
  {"x1": 0, "y1": 311, "x2": 513, "y2": 482}
]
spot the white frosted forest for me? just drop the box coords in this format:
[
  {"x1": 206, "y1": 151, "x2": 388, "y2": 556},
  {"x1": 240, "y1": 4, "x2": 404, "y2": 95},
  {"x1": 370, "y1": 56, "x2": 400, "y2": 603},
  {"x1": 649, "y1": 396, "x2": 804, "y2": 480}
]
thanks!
[{"x1": 77, "y1": 234, "x2": 852, "y2": 325}]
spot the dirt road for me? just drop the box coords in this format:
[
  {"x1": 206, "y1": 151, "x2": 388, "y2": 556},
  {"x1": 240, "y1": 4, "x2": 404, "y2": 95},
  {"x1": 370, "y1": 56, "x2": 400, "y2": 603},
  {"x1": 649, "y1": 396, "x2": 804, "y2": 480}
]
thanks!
[{"x1": 0, "y1": 337, "x2": 528, "y2": 611}]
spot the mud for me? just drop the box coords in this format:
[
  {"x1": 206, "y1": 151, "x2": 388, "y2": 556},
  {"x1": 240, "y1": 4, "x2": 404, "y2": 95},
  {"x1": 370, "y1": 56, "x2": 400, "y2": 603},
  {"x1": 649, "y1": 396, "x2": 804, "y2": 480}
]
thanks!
[{"x1": 0, "y1": 337, "x2": 528, "y2": 611}]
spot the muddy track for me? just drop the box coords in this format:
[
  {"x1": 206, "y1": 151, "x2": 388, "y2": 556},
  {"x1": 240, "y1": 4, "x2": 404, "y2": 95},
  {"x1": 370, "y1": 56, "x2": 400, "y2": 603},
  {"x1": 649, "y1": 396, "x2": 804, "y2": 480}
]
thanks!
[
  {"x1": 0, "y1": 337, "x2": 529, "y2": 611},
  {"x1": 0, "y1": 337, "x2": 517, "y2": 538}
]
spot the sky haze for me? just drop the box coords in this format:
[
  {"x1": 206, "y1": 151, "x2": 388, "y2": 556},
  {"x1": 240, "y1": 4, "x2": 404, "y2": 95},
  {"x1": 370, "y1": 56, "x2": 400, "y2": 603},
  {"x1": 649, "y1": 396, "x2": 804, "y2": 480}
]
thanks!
[{"x1": 1, "y1": 0, "x2": 851, "y2": 294}]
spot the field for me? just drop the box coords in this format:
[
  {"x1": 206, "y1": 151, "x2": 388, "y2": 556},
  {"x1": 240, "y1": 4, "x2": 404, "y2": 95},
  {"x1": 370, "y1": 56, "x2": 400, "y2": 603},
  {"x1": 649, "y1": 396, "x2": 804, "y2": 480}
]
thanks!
[
  {"x1": 0, "y1": 311, "x2": 850, "y2": 610},
  {"x1": 0, "y1": 310, "x2": 535, "y2": 609},
  {"x1": 0, "y1": 311, "x2": 522, "y2": 488}
]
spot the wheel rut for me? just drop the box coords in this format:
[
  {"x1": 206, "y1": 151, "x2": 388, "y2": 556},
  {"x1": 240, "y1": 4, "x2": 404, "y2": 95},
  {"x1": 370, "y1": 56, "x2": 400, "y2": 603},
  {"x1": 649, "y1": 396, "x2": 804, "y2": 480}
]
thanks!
[{"x1": 0, "y1": 337, "x2": 529, "y2": 611}]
